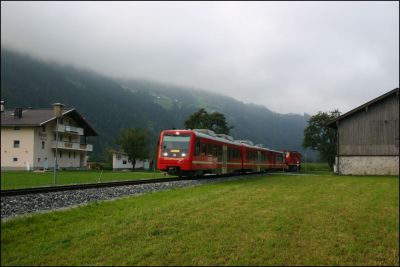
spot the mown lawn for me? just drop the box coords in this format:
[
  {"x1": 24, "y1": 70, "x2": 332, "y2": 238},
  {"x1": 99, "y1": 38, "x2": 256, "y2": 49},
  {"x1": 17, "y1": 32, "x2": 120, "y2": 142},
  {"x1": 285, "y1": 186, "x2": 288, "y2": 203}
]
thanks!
[
  {"x1": 300, "y1": 162, "x2": 331, "y2": 173},
  {"x1": 0, "y1": 170, "x2": 173, "y2": 190},
  {"x1": 1, "y1": 174, "x2": 399, "y2": 266}
]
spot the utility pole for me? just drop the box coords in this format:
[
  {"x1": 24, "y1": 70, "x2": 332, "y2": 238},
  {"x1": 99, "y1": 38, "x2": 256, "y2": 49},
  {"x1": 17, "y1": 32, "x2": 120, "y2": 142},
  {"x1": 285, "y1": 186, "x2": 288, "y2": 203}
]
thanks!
[{"x1": 52, "y1": 103, "x2": 64, "y2": 186}]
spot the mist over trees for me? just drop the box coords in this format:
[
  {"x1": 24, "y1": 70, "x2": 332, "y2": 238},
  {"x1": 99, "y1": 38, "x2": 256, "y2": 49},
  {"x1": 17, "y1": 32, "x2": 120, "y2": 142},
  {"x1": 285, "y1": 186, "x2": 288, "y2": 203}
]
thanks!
[{"x1": 1, "y1": 49, "x2": 315, "y2": 162}]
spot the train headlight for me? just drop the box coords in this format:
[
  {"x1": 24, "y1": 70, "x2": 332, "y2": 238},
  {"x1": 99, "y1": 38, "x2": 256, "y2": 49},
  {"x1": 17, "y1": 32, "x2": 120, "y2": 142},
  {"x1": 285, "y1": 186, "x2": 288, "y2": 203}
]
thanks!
[
  {"x1": 181, "y1": 153, "x2": 186, "y2": 157},
  {"x1": 163, "y1": 152, "x2": 168, "y2": 156}
]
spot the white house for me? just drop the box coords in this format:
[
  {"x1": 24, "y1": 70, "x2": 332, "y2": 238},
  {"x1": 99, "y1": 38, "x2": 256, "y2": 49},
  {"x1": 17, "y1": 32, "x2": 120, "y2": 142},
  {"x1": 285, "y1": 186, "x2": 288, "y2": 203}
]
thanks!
[
  {"x1": 112, "y1": 151, "x2": 151, "y2": 171},
  {"x1": 1, "y1": 102, "x2": 97, "y2": 170}
]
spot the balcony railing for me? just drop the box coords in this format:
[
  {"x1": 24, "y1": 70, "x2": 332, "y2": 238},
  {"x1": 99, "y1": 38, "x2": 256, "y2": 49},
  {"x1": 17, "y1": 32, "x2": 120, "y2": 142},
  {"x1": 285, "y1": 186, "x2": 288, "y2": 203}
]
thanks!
[
  {"x1": 52, "y1": 141, "x2": 93, "y2": 152},
  {"x1": 55, "y1": 125, "x2": 84, "y2": 135}
]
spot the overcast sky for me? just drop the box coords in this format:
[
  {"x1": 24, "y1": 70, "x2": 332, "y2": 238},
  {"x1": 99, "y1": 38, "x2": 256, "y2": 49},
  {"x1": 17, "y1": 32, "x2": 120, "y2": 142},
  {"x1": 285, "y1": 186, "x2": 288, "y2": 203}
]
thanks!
[{"x1": 1, "y1": 1, "x2": 399, "y2": 115}]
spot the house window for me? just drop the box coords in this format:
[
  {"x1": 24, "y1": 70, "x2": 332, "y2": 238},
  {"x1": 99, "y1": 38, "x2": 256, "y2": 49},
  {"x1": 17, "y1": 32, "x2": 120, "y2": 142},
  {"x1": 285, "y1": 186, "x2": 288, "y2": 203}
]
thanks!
[
  {"x1": 38, "y1": 158, "x2": 41, "y2": 162},
  {"x1": 73, "y1": 152, "x2": 76, "y2": 158},
  {"x1": 60, "y1": 117, "x2": 64, "y2": 124},
  {"x1": 13, "y1": 157, "x2": 18, "y2": 162},
  {"x1": 13, "y1": 140, "x2": 20, "y2": 148},
  {"x1": 68, "y1": 136, "x2": 72, "y2": 142},
  {"x1": 69, "y1": 152, "x2": 71, "y2": 158},
  {"x1": 59, "y1": 151, "x2": 62, "y2": 158},
  {"x1": 122, "y1": 160, "x2": 127, "y2": 165},
  {"x1": 42, "y1": 141, "x2": 45, "y2": 149}
]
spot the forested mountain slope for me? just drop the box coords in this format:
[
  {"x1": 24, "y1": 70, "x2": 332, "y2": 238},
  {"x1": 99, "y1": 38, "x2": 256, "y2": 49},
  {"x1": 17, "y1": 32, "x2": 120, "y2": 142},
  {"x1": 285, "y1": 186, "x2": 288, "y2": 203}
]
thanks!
[{"x1": 1, "y1": 49, "x2": 312, "y2": 161}]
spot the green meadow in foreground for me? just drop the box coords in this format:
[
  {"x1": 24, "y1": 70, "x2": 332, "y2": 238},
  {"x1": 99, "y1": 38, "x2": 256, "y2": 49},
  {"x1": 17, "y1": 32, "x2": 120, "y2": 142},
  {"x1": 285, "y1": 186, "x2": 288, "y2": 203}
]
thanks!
[
  {"x1": 1, "y1": 174, "x2": 399, "y2": 266},
  {"x1": 0, "y1": 170, "x2": 173, "y2": 190}
]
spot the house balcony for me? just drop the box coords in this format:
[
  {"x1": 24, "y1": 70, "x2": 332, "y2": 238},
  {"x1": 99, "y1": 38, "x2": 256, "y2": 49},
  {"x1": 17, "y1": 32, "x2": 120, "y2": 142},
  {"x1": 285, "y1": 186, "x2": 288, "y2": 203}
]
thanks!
[
  {"x1": 55, "y1": 124, "x2": 84, "y2": 135},
  {"x1": 52, "y1": 141, "x2": 93, "y2": 152}
]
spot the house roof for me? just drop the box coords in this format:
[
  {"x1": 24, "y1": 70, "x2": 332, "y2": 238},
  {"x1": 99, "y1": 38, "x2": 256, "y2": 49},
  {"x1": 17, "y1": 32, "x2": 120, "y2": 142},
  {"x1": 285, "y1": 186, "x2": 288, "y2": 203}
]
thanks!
[
  {"x1": 1, "y1": 108, "x2": 98, "y2": 136},
  {"x1": 327, "y1": 88, "x2": 399, "y2": 129}
]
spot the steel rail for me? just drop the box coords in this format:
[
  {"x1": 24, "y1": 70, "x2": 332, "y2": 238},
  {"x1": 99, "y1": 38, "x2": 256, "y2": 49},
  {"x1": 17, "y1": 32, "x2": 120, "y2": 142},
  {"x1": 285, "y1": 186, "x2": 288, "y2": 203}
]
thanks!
[
  {"x1": 0, "y1": 172, "x2": 267, "y2": 197},
  {"x1": 0, "y1": 177, "x2": 196, "y2": 197}
]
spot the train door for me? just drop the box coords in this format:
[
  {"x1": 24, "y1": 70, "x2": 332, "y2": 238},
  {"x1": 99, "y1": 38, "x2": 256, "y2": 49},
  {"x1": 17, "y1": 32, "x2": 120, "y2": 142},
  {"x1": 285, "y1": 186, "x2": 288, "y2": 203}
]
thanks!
[
  {"x1": 257, "y1": 151, "x2": 261, "y2": 172},
  {"x1": 222, "y1": 145, "x2": 228, "y2": 174}
]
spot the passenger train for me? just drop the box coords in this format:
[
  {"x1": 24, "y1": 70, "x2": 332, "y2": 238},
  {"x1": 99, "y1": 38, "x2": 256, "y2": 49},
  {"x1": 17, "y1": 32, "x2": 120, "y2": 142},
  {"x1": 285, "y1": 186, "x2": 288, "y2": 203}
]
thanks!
[{"x1": 157, "y1": 129, "x2": 302, "y2": 177}]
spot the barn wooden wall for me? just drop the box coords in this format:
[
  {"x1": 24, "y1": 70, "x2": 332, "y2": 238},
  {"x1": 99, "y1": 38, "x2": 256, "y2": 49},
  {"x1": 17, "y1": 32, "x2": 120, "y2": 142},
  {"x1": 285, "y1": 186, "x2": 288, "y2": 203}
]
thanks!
[{"x1": 338, "y1": 93, "x2": 399, "y2": 156}]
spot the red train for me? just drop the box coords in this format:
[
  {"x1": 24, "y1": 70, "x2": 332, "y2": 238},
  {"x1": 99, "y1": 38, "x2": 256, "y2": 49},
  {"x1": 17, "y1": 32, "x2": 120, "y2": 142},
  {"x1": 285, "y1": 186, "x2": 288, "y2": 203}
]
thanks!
[
  {"x1": 285, "y1": 151, "x2": 302, "y2": 171},
  {"x1": 157, "y1": 129, "x2": 301, "y2": 177}
]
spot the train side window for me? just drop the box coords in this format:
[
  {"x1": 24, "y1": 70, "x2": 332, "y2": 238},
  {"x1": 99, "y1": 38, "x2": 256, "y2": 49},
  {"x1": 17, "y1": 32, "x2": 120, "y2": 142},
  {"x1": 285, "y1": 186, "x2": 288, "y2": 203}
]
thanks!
[
  {"x1": 201, "y1": 142, "x2": 207, "y2": 156},
  {"x1": 195, "y1": 139, "x2": 201, "y2": 156},
  {"x1": 216, "y1": 145, "x2": 222, "y2": 161},
  {"x1": 207, "y1": 144, "x2": 214, "y2": 156}
]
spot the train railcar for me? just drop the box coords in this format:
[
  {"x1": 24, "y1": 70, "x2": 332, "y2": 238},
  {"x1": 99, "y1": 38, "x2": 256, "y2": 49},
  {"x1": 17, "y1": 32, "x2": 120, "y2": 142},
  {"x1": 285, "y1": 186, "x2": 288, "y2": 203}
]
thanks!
[
  {"x1": 157, "y1": 129, "x2": 243, "y2": 177},
  {"x1": 285, "y1": 151, "x2": 302, "y2": 171},
  {"x1": 157, "y1": 129, "x2": 293, "y2": 177}
]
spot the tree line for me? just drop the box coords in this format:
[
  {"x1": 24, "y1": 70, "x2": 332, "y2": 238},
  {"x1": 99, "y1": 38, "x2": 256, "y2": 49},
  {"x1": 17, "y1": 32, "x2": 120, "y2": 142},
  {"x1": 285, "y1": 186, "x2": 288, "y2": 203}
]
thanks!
[{"x1": 116, "y1": 107, "x2": 339, "y2": 171}]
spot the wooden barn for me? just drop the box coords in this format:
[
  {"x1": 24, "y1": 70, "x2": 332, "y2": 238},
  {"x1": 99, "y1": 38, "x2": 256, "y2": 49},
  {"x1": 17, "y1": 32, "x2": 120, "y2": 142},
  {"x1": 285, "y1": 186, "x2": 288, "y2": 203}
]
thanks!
[{"x1": 327, "y1": 88, "x2": 399, "y2": 175}]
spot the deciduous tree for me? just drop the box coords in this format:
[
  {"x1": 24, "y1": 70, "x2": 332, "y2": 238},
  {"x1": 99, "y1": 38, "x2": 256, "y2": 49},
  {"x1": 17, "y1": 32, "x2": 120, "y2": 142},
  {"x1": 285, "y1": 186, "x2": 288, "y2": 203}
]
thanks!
[
  {"x1": 302, "y1": 110, "x2": 340, "y2": 170},
  {"x1": 184, "y1": 108, "x2": 234, "y2": 134},
  {"x1": 116, "y1": 128, "x2": 150, "y2": 170}
]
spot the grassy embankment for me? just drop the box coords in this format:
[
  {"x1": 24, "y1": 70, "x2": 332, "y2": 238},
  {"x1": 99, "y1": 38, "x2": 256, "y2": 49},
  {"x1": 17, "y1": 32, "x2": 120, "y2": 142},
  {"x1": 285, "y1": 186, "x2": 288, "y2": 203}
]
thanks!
[
  {"x1": 0, "y1": 170, "x2": 172, "y2": 190},
  {"x1": 1, "y1": 173, "x2": 398, "y2": 266},
  {"x1": 1, "y1": 162, "x2": 330, "y2": 190}
]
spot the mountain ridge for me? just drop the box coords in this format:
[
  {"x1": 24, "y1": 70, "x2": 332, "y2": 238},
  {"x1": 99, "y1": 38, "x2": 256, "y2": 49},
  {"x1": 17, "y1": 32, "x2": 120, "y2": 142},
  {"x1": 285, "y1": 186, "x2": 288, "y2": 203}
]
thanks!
[{"x1": 1, "y1": 48, "x2": 314, "y2": 161}]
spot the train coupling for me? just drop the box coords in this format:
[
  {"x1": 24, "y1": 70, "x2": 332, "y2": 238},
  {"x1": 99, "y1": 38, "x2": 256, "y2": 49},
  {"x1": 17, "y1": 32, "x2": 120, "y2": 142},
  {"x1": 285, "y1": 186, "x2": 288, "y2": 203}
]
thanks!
[{"x1": 167, "y1": 166, "x2": 179, "y2": 175}]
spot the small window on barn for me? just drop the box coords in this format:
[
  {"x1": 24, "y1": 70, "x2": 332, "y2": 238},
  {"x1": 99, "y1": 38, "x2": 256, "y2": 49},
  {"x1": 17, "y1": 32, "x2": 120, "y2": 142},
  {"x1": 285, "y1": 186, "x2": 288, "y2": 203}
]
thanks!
[
  {"x1": 13, "y1": 140, "x2": 20, "y2": 148},
  {"x1": 42, "y1": 141, "x2": 45, "y2": 149},
  {"x1": 13, "y1": 157, "x2": 18, "y2": 162},
  {"x1": 122, "y1": 160, "x2": 127, "y2": 165}
]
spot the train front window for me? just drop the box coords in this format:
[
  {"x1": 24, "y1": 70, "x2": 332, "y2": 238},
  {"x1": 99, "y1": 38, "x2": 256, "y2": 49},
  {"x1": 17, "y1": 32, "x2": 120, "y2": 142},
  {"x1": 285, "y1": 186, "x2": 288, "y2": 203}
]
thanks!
[{"x1": 161, "y1": 134, "x2": 190, "y2": 158}]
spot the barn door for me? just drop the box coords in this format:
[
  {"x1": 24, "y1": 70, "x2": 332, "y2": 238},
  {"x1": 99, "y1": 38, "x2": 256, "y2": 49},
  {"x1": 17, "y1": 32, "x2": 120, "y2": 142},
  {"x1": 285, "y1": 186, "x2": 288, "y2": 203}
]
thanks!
[{"x1": 222, "y1": 145, "x2": 228, "y2": 174}]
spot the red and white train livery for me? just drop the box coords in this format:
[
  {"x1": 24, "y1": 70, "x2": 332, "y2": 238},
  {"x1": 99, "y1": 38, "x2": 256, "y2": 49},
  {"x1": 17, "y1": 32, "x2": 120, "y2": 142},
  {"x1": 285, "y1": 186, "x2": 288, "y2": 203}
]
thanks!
[{"x1": 157, "y1": 129, "x2": 301, "y2": 177}]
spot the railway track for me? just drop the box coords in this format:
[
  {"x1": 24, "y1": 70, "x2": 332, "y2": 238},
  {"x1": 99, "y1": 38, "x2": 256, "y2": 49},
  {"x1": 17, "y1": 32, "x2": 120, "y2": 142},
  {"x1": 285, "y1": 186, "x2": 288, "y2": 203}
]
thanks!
[
  {"x1": 1, "y1": 172, "x2": 268, "y2": 219},
  {"x1": 0, "y1": 172, "x2": 262, "y2": 197},
  {"x1": 0, "y1": 177, "x2": 196, "y2": 197}
]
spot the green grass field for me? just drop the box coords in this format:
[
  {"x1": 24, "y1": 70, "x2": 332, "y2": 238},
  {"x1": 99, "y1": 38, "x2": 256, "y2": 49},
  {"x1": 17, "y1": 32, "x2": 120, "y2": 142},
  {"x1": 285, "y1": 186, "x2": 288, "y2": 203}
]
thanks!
[
  {"x1": 300, "y1": 162, "x2": 331, "y2": 172},
  {"x1": 1, "y1": 163, "x2": 329, "y2": 190},
  {"x1": 1, "y1": 173, "x2": 398, "y2": 266},
  {"x1": 0, "y1": 170, "x2": 173, "y2": 190}
]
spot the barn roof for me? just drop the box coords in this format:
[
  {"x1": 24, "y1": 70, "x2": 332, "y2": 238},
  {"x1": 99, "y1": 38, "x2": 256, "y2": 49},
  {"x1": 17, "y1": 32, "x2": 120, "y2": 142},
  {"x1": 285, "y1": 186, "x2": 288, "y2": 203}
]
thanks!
[
  {"x1": 1, "y1": 107, "x2": 98, "y2": 136},
  {"x1": 327, "y1": 88, "x2": 399, "y2": 129}
]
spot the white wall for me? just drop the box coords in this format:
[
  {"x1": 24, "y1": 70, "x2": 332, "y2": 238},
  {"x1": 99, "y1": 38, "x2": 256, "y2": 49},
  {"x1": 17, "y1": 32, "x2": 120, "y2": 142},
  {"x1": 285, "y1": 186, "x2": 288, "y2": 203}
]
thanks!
[
  {"x1": 337, "y1": 156, "x2": 399, "y2": 175},
  {"x1": 1, "y1": 127, "x2": 34, "y2": 170},
  {"x1": 112, "y1": 153, "x2": 150, "y2": 170}
]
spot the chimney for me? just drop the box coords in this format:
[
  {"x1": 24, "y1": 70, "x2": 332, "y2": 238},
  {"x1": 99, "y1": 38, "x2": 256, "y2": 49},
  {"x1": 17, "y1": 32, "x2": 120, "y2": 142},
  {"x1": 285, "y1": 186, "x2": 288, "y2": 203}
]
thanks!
[
  {"x1": 52, "y1": 103, "x2": 64, "y2": 118},
  {"x1": 1, "y1": 101, "x2": 4, "y2": 112},
  {"x1": 14, "y1": 107, "x2": 23, "y2": 119}
]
